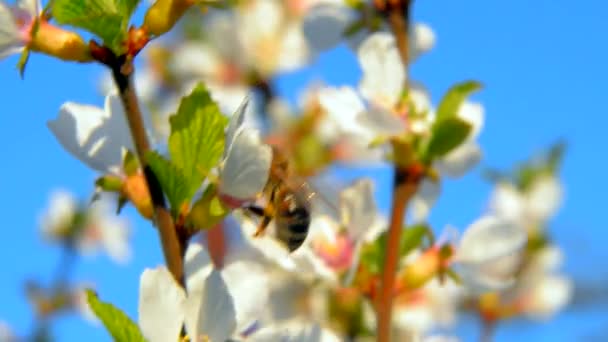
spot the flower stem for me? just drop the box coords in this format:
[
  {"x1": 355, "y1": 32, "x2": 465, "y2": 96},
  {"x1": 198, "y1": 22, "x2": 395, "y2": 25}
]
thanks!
[
  {"x1": 377, "y1": 2, "x2": 415, "y2": 341},
  {"x1": 387, "y1": 0, "x2": 411, "y2": 65},
  {"x1": 377, "y1": 167, "x2": 419, "y2": 342},
  {"x1": 110, "y1": 57, "x2": 186, "y2": 286}
]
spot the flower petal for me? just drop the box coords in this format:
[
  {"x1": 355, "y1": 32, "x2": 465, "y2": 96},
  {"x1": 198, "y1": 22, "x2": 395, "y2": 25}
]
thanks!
[
  {"x1": 17, "y1": 0, "x2": 39, "y2": 17},
  {"x1": 457, "y1": 216, "x2": 526, "y2": 291},
  {"x1": 39, "y1": 190, "x2": 77, "y2": 239},
  {"x1": 339, "y1": 179, "x2": 377, "y2": 239},
  {"x1": 489, "y1": 183, "x2": 525, "y2": 221},
  {"x1": 358, "y1": 32, "x2": 405, "y2": 107},
  {"x1": 409, "y1": 180, "x2": 440, "y2": 223},
  {"x1": 410, "y1": 23, "x2": 436, "y2": 61},
  {"x1": 318, "y1": 86, "x2": 370, "y2": 140},
  {"x1": 221, "y1": 260, "x2": 270, "y2": 333},
  {"x1": 138, "y1": 267, "x2": 186, "y2": 342},
  {"x1": 184, "y1": 242, "x2": 214, "y2": 292},
  {"x1": 303, "y1": 3, "x2": 353, "y2": 52},
  {"x1": 435, "y1": 142, "x2": 481, "y2": 178},
  {"x1": 0, "y1": 2, "x2": 21, "y2": 59},
  {"x1": 458, "y1": 216, "x2": 526, "y2": 263},
  {"x1": 48, "y1": 94, "x2": 135, "y2": 174},
  {"x1": 184, "y1": 269, "x2": 237, "y2": 342},
  {"x1": 224, "y1": 97, "x2": 249, "y2": 156},
  {"x1": 527, "y1": 175, "x2": 563, "y2": 222},
  {"x1": 457, "y1": 101, "x2": 484, "y2": 139},
  {"x1": 356, "y1": 102, "x2": 406, "y2": 138},
  {"x1": 219, "y1": 128, "x2": 272, "y2": 200},
  {"x1": 525, "y1": 275, "x2": 572, "y2": 319}
]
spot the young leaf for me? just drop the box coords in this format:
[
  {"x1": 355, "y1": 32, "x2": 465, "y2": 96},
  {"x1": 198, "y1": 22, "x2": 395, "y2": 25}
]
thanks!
[
  {"x1": 400, "y1": 225, "x2": 428, "y2": 257},
  {"x1": 188, "y1": 184, "x2": 230, "y2": 230},
  {"x1": 146, "y1": 151, "x2": 191, "y2": 217},
  {"x1": 169, "y1": 83, "x2": 228, "y2": 191},
  {"x1": 359, "y1": 232, "x2": 387, "y2": 275},
  {"x1": 51, "y1": 0, "x2": 141, "y2": 53},
  {"x1": 425, "y1": 118, "x2": 472, "y2": 159},
  {"x1": 85, "y1": 290, "x2": 147, "y2": 342},
  {"x1": 17, "y1": 48, "x2": 30, "y2": 79},
  {"x1": 436, "y1": 81, "x2": 482, "y2": 121}
]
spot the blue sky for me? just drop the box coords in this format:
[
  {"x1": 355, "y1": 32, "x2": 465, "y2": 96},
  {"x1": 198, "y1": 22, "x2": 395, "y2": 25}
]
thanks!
[{"x1": 0, "y1": 0, "x2": 606, "y2": 340}]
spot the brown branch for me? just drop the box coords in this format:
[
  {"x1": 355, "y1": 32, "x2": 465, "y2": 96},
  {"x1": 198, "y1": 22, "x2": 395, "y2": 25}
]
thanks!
[
  {"x1": 376, "y1": 2, "x2": 415, "y2": 341},
  {"x1": 109, "y1": 55, "x2": 186, "y2": 286},
  {"x1": 376, "y1": 167, "x2": 420, "y2": 342},
  {"x1": 387, "y1": 1, "x2": 411, "y2": 68}
]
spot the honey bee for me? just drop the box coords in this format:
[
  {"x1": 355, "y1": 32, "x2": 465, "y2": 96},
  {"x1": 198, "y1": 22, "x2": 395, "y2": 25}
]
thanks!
[{"x1": 246, "y1": 147, "x2": 316, "y2": 252}]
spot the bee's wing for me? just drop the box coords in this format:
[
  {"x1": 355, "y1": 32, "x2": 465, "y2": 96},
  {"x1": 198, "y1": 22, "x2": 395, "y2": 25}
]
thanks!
[{"x1": 285, "y1": 176, "x2": 340, "y2": 219}]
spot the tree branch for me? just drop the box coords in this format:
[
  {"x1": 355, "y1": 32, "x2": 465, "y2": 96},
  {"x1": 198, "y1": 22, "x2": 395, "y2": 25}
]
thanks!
[
  {"x1": 377, "y1": 167, "x2": 420, "y2": 342},
  {"x1": 377, "y1": 1, "x2": 416, "y2": 341},
  {"x1": 110, "y1": 56, "x2": 186, "y2": 286}
]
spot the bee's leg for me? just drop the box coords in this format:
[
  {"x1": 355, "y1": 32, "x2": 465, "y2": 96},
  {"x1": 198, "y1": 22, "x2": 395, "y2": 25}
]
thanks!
[
  {"x1": 245, "y1": 205, "x2": 265, "y2": 217},
  {"x1": 253, "y1": 214, "x2": 272, "y2": 237},
  {"x1": 243, "y1": 205, "x2": 271, "y2": 237}
]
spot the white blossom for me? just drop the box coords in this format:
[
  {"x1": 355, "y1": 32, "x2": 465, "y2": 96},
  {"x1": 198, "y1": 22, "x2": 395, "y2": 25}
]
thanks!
[
  {"x1": 47, "y1": 93, "x2": 138, "y2": 175},
  {"x1": 219, "y1": 98, "x2": 272, "y2": 201},
  {"x1": 490, "y1": 175, "x2": 563, "y2": 229},
  {"x1": 0, "y1": 0, "x2": 39, "y2": 59},
  {"x1": 303, "y1": 1, "x2": 435, "y2": 59},
  {"x1": 138, "y1": 241, "x2": 271, "y2": 341},
  {"x1": 455, "y1": 215, "x2": 527, "y2": 292},
  {"x1": 39, "y1": 190, "x2": 131, "y2": 264}
]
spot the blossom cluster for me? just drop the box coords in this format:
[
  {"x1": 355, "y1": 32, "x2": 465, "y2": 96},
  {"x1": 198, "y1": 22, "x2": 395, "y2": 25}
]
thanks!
[{"x1": 0, "y1": 0, "x2": 571, "y2": 341}]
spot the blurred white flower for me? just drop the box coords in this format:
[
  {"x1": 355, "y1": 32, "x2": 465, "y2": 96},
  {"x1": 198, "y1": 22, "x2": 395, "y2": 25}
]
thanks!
[
  {"x1": 358, "y1": 32, "x2": 406, "y2": 108},
  {"x1": 303, "y1": 1, "x2": 435, "y2": 59},
  {"x1": 39, "y1": 190, "x2": 131, "y2": 264},
  {"x1": 393, "y1": 279, "x2": 462, "y2": 337},
  {"x1": 138, "y1": 241, "x2": 272, "y2": 341},
  {"x1": 0, "y1": 320, "x2": 15, "y2": 342},
  {"x1": 454, "y1": 215, "x2": 527, "y2": 292},
  {"x1": 514, "y1": 246, "x2": 572, "y2": 319},
  {"x1": 490, "y1": 175, "x2": 563, "y2": 229},
  {"x1": 249, "y1": 319, "x2": 342, "y2": 342},
  {"x1": 0, "y1": 0, "x2": 39, "y2": 59},
  {"x1": 408, "y1": 101, "x2": 485, "y2": 223},
  {"x1": 218, "y1": 98, "x2": 272, "y2": 202},
  {"x1": 47, "y1": 93, "x2": 139, "y2": 175}
]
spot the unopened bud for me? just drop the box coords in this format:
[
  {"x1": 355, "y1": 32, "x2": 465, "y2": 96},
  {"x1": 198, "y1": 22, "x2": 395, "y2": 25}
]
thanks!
[
  {"x1": 143, "y1": 0, "x2": 194, "y2": 37},
  {"x1": 30, "y1": 21, "x2": 92, "y2": 62},
  {"x1": 399, "y1": 247, "x2": 441, "y2": 290},
  {"x1": 122, "y1": 173, "x2": 153, "y2": 219}
]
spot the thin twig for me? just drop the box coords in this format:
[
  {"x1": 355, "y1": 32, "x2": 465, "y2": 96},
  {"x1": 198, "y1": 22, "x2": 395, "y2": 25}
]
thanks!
[
  {"x1": 376, "y1": 167, "x2": 419, "y2": 342},
  {"x1": 110, "y1": 56, "x2": 186, "y2": 285},
  {"x1": 376, "y1": 1, "x2": 415, "y2": 341},
  {"x1": 387, "y1": 1, "x2": 411, "y2": 67}
]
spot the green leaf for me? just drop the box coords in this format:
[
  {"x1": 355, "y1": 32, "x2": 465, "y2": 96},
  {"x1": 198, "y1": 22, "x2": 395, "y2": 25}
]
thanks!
[
  {"x1": 146, "y1": 151, "x2": 191, "y2": 217},
  {"x1": 400, "y1": 225, "x2": 428, "y2": 257},
  {"x1": 169, "y1": 83, "x2": 228, "y2": 192},
  {"x1": 85, "y1": 289, "x2": 147, "y2": 342},
  {"x1": 425, "y1": 118, "x2": 472, "y2": 159},
  {"x1": 188, "y1": 184, "x2": 230, "y2": 230},
  {"x1": 444, "y1": 268, "x2": 462, "y2": 284},
  {"x1": 436, "y1": 81, "x2": 482, "y2": 121},
  {"x1": 547, "y1": 140, "x2": 566, "y2": 172},
  {"x1": 51, "y1": 0, "x2": 141, "y2": 53},
  {"x1": 123, "y1": 150, "x2": 140, "y2": 176},
  {"x1": 95, "y1": 175, "x2": 124, "y2": 192},
  {"x1": 359, "y1": 232, "x2": 387, "y2": 275},
  {"x1": 17, "y1": 48, "x2": 30, "y2": 79},
  {"x1": 342, "y1": 19, "x2": 365, "y2": 37}
]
